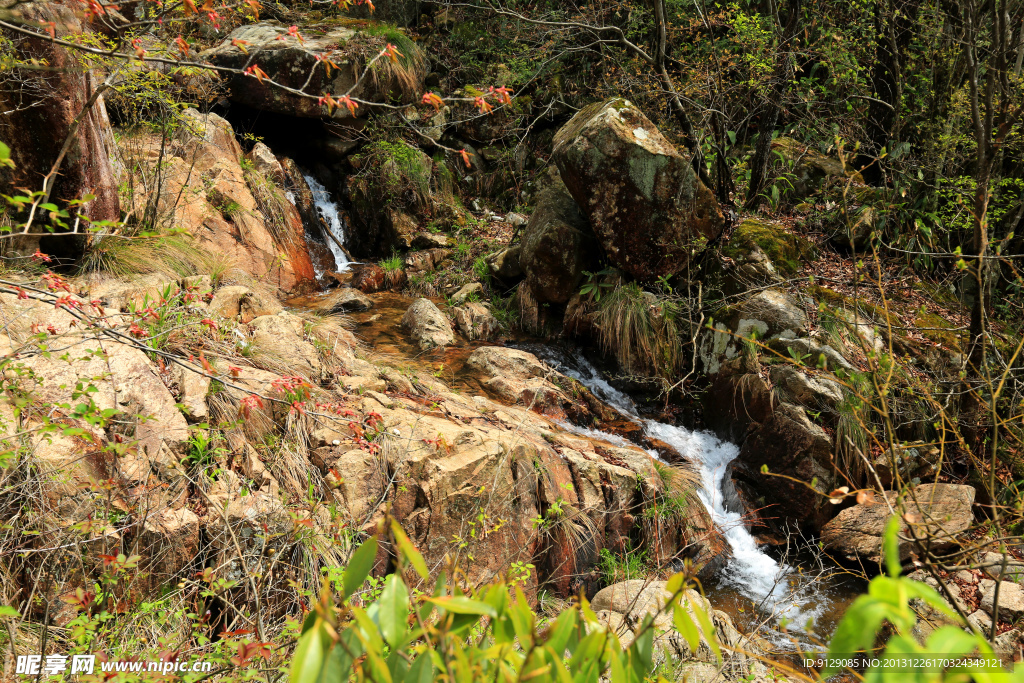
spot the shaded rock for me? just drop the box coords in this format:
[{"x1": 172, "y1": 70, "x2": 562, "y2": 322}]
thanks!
[
  {"x1": 320, "y1": 287, "x2": 373, "y2": 313},
  {"x1": 767, "y1": 336, "x2": 855, "y2": 374},
  {"x1": 246, "y1": 142, "x2": 285, "y2": 185},
  {"x1": 0, "y1": 1, "x2": 119, "y2": 261},
  {"x1": 201, "y1": 22, "x2": 424, "y2": 119},
  {"x1": 820, "y1": 483, "x2": 976, "y2": 563},
  {"x1": 488, "y1": 246, "x2": 523, "y2": 281},
  {"x1": 771, "y1": 137, "x2": 865, "y2": 197},
  {"x1": 552, "y1": 98, "x2": 724, "y2": 280},
  {"x1": 352, "y1": 264, "x2": 388, "y2": 293},
  {"x1": 452, "y1": 302, "x2": 499, "y2": 341},
  {"x1": 138, "y1": 507, "x2": 200, "y2": 587},
  {"x1": 404, "y1": 248, "x2": 450, "y2": 273},
  {"x1": 702, "y1": 368, "x2": 775, "y2": 443},
  {"x1": 736, "y1": 402, "x2": 836, "y2": 530},
  {"x1": 980, "y1": 579, "x2": 1024, "y2": 621},
  {"x1": 871, "y1": 442, "x2": 941, "y2": 488},
  {"x1": 769, "y1": 365, "x2": 844, "y2": 409},
  {"x1": 519, "y1": 175, "x2": 593, "y2": 303},
  {"x1": 722, "y1": 218, "x2": 816, "y2": 276},
  {"x1": 980, "y1": 552, "x2": 1024, "y2": 584},
  {"x1": 401, "y1": 298, "x2": 455, "y2": 349}
]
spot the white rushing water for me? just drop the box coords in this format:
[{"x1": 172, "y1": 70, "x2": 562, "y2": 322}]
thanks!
[
  {"x1": 303, "y1": 174, "x2": 352, "y2": 273},
  {"x1": 535, "y1": 348, "x2": 831, "y2": 639}
]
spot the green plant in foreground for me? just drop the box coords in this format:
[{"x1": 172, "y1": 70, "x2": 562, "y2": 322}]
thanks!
[
  {"x1": 288, "y1": 519, "x2": 722, "y2": 683},
  {"x1": 823, "y1": 516, "x2": 1020, "y2": 682}
]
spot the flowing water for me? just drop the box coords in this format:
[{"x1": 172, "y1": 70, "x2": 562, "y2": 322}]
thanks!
[
  {"x1": 528, "y1": 346, "x2": 862, "y2": 650},
  {"x1": 303, "y1": 174, "x2": 352, "y2": 273}
]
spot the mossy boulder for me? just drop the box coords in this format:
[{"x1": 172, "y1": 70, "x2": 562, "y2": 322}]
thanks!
[
  {"x1": 771, "y1": 137, "x2": 864, "y2": 197},
  {"x1": 552, "y1": 98, "x2": 725, "y2": 281},
  {"x1": 723, "y1": 219, "x2": 816, "y2": 275},
  {"x1": 201, "y1": 21, "x2": 425, "y2": 119}
]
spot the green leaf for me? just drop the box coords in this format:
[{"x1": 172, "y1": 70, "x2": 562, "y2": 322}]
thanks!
[
  {"x1": 378, "y1": 574, "x2": 410, "y2": 648},
  {"x1": 391, "y1": 520, "x2": 429, "y2": 581},
  {"x1": 318, "y1": 630, "x2": 363, "y2": 683},
  {"x1": 690, "y1": 599, "x2": 721, "y2": 662},
  {"x1": 289, "y1": 617, "x2": 331, "y2": 683},
  {"x1": 425, "y1": 595, "x2": 497, "y2": 617},
  {"x1": 343, "y1": 536, "x2": 378, "y2": 598},
  {"x1": 673, "y1": 603, "x2": 701, "y2": 653},
  {"x1": 404, "y1": 652, "x2": 434, "y2": 683},
  {"x1": 883, "y1": 515, "x2": 902, "y2": 578},
  {"x1": 0, "y1": 606, "x2": 19, "y2": 618}
]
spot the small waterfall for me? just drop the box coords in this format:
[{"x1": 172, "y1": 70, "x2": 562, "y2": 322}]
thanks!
[
  {"x1": 535, "y1": 347, "x2": 832, "y2": 643},
  {"x1": 303, "y1": 174, "x2": 352, "y2": 272}
]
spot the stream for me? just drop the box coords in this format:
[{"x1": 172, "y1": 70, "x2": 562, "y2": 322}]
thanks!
[{"x1": 523, "y1": 346, "x2": 863, "y2": 651}]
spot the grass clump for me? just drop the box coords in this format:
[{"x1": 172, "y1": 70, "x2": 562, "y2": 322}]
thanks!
[
  {"x1": 353, "y1": 140, "x2": 432, "y2": 210},
  {"x1": 592, "y1": 282, "x2": 687, "y2": 381},
  {"x1": 78, "y1": 234, "x2": 222, "y2": 280}
]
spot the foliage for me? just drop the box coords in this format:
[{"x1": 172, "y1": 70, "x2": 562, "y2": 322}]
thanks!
[
  {"x1": 288, "y1": 521, "x2": 721, "y2": 683},
  {"x1": 592, "y1": 282, "x2": 687, "y2": 381}
]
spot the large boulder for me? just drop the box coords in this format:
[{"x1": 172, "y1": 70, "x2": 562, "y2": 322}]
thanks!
[
  {"x1": 401, "y1": 298, "x2": 455, "y2": 349},
  {"x1": 820, "y1": 483, "x2": 976, "y2": 563},
  {"x1": 452, "y1": 302, "x2": 499, "y2": 341},
  {"x1": 0, "y1": 1, "x2": 120, "y2": 262},
  {"x1": 519, "y1": 176, "x2": 594, "y2": 304},
  {"x1": 120, "y1": 110, "x2": 317, "y2": 293},
  {"x1": 769, "y1": 365, "x2": 844, "y2": 409},
  {"x1": 552, "y1": 98, "x2": 725, "y2": 280},
  {"x1": 200, "y1": 22, "x2": 425, "y2": 119},
  {"x1": 735, "y1": 402, "x2": 837, "y2": 531}
]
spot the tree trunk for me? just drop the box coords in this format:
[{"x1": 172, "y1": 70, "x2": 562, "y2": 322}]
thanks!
[{"x1": 744, "y1": 0, "x2": 801, "y2": 209}]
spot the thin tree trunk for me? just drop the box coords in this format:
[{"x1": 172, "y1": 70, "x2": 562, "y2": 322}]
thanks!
[{"x1": 744, "y1": 0, "x2": 800, "y2": 209}]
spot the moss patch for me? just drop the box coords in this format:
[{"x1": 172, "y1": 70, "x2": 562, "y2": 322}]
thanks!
[
  {"x1": 808, "y1": 285, "x2": 895, "y2": 324},
  {"x1": 723, "y1": 219, "x2": 817, "y2": 274},
  {"x1": 914, "y1": 311, "x2": 962, "y2": 351}
]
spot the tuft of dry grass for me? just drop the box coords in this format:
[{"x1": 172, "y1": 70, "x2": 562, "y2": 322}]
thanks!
[{"x1": 593, "y1": 282, "x2": 688, "y2": 381}]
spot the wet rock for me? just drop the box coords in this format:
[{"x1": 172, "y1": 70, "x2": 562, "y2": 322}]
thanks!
[
  {"x1": 200, "y1": 22, "x2": 424, "y2": 119},
  {"x1": 979, "y1": 579, "x2": 1024, "y2": 621},
  {"x1": 246, "y1": 142, "x2": 285, "y2": 185},
  {"x1": 552, "y1": 98, "x2": 725, "y2": 280},
  {"x1": 820, "y1": 483, "x2": 976, "y2": 562},
  {"x1": 451, "y1": 282, "x2": 484, "y2": 305},
  {"x1": 320, "y1": 287, "x2": 373, "y2": 313},
  {"x1": 352, "y1": 264, "x2": 388, "y2": 293},
  {"x1": 519, "y1": 175, "x2": 594, "y2": 303},
  {"x1": 736, "y1": 402, "x2": 837, "y2": 530},
  {"x1": 401, "y1": 298, "x2": 455, "y2": 349},
  {"x1": 769, "y1": 365, "x2": 844, "y2": 409},
  {"x1": 452, "y1": 302, "x2": 499, "y2": 341}
]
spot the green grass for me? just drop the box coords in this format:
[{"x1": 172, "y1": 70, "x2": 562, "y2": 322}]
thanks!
[
  {"x1": 598, "y1": 545, "x2": 649, "y2": 585},
  {"x1": 379, "y1": 254, "x2": 403, "y2": 272},
  {"x1": 593, "y1": 282, "x2": 686, "y2": 380}
]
